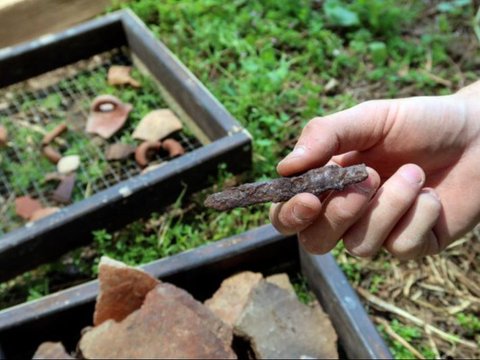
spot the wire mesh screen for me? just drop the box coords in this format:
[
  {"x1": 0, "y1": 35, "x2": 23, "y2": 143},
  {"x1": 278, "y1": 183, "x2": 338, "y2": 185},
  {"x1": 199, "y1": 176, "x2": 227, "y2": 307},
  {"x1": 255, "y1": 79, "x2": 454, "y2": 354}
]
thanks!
[{"x1": 0, "y1": 48, "x2": 202, "y2": 235}]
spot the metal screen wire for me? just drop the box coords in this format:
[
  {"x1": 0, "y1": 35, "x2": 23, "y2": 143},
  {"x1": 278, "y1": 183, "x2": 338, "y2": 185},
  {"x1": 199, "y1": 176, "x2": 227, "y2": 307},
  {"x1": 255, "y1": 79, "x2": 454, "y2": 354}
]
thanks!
[{"x1": 0, "y1": 48, "x2": 201, "y2": 235}]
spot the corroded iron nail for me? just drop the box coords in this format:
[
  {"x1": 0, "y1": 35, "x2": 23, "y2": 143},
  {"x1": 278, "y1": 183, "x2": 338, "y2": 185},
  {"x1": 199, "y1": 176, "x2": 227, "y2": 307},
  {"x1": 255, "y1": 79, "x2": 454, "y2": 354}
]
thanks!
[{"x1": 205, "y1": 164, "x2": 368, "y2": 211}]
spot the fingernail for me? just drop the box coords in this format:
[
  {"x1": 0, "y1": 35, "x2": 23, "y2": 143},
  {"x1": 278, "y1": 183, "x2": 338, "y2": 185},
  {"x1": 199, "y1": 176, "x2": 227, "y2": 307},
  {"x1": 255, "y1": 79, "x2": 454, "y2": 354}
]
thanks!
[
  {"x1": 421, "y1": 187, "x2": 440, "y2": 201},
  {"x1": 280, "y1": 145, "x2": 306, "y2": 164},
  {"x1": 400, "y1": 165, "x2": 424, "y2": 185},
  {"x1": 293, "y1": 203, "x2": 314, "y2": 222},
  {"x1": 354, "y1": 175, "x2": 375, "y2": 195}
]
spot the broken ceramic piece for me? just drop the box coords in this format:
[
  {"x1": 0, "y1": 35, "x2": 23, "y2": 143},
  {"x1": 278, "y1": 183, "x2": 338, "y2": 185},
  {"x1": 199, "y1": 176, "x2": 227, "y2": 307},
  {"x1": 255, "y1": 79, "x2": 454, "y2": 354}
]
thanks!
[
  {"x1": 135, "y1": 141, "x2": 162, "y2": 167},
  {"x1": 86, "y1": 95, "x2": 132, "y2": 139},
  {"x1": 52, "y1": 174, "x2": 75, "y2": 204},
  {"x1": 32, "y1": 341, "x2": 73, "y2": 359},
  {"x1": 93, "y1": 256, "x2": 160, "y2": 326},
  {"x1": 265, "y1": 273, "x2": 296, "y2": 294},
  {"x1": 57, "y1": 155, "x2": 80, "y2": 174},
  {"x1": 0, "y1": 125, "x2": 7, "y2": 146},
  {"x1": 42, "y1": 145, "x2": 62, "y2": 164},
  {"x1": 235, "y1": 281, "x2": 338, "y2": 359},
  {"x1": 132, "y1": 109, "x2": 182, "y2": 141},
  {"x1": 140, "y1": 162, "x2": 167, "y2": 174},
  {"x1": 30, "y1": 207, "x2": 60, "y2": 222},
  {"x1": 107, "y1": 65, "x2": 141, "y2": 88},
  {"x1": 162, "y1": 138, "x2": 185, "y2": 158},
  {"x1": 105, "y1": 143, "x2": 135, "y2": 161},
  {"x1": 205, "y1": 271, "x2": 263, "y2": 326},
  {"x1": 79, "y1": 282, "x2": 235, "y2": 359},
  {"x1": 15, "y1": 196, "x2": 43, "y2": 220},
  {"x1": 42, "y1": 123, "x2": 67, "y2": 145}
]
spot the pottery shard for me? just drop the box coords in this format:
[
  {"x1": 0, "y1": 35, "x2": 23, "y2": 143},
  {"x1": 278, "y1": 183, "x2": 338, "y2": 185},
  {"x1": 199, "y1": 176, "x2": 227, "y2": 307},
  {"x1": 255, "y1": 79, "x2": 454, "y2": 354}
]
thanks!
[
  {"x1": 205, "y1": 271, "x2": 262, "y2": 326},
  {"x1": 86, "y1": 95, "x2": 132, "y2": 139},
  {"x1": 80, "y1": 283, "x2": 236, "y2": 359},
  {"x1": 57, "y1": 155, "x2": 80, "y2": 174},
  {"x1": 0, "y1": 125, "x2": 7, "y2": 146},
  {"x1": 162, "y1": 138, "x2": 185, "y2": 157},
  {"x1": 42, "y1": 123, "x2": 67, "y2": 145},
  {"x1": 32, "y1": 342, "x2": 73, "y2": 359},
  {"x1": 265, "y1": 273, "x2": 295, "y2": 294},
  {"x1": 15, "y1": 196, "x2": 43, "y2": 220},
  {"x1": 30, "y1": 207, "x2": 60, "y2": 222},
  {"x1": 52, "y1": 174, "x2": 75, "y2": 204},
  {"x1": 107, "y1": 65, "x2": 141, "y2": 88},
  {"x1": 235, "y1": 281, "x2": 338, "y2": 359},
  {"x1": 105, "y1": 143, "x2": 135, "y2": 161},
  {"x1": 43, "y1": 146, "x2": 62, "y2": 164},
  {"x1": 93, "y1": 256, "x2": 160, "y2": 326},
  {"x1": 132, "y1": 109, "x2": 183, "y2": 141}
]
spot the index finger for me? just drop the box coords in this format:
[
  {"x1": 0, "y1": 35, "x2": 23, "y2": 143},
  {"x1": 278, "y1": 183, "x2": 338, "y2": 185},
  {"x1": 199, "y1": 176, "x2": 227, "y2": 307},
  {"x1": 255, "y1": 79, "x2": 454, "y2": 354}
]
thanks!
[{"x1": 277, "y1": 100, "x2": 394, "y2": 176}]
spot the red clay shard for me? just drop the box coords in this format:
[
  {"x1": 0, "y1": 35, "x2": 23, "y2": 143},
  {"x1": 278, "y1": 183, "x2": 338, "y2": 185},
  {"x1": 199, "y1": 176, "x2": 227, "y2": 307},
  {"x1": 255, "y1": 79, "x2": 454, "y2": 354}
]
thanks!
[
  {"x1": 135, "y1": 140, "x2": 162, "y2": 167},
  {"x1": 15, "y1": 196, "x2": 43, "y2": 220},
  {"x1": 30, "y1": 207, "x2": 60, "y2": 222},
  {"x1": 162, "y1": 138, "x2": 185, "y2": 158},
  {"x1": 86, "y1": 95, "x2": 132, "y2": 139}
]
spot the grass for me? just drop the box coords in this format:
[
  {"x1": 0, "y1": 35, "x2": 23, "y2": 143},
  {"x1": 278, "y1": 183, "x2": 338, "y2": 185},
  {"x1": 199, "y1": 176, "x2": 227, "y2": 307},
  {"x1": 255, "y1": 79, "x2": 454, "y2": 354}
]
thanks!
[
  {"x1": 0, "y1": 59, "x2": 174, "y2": 232},
  {"x1": 2, "y1": 0, "x2": 480, "y2": 358}
]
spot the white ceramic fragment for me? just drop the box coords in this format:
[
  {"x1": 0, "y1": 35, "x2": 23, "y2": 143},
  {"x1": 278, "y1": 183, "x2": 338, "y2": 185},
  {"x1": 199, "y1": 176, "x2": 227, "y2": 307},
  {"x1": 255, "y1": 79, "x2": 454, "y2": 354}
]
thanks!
[
  {"x1": 132, "y1": 109, "x2": 183, "y2": 141},
  {"x1": 57, "y1": 155, "x2": 80, "y2": 174}
]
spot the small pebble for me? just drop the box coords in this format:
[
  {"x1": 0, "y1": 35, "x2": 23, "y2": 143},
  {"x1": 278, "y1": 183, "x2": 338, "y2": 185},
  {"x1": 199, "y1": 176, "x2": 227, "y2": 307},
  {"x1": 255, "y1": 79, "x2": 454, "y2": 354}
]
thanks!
[{"x1": 57, "y1": 155, "x2": 80, "y2": 174}]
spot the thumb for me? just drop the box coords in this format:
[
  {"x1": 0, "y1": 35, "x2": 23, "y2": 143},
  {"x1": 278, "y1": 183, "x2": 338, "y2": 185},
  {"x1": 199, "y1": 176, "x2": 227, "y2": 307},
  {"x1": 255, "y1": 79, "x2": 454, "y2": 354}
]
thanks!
[{"x1": 277, "y1": 99, "x2": 394, "y2": 176}]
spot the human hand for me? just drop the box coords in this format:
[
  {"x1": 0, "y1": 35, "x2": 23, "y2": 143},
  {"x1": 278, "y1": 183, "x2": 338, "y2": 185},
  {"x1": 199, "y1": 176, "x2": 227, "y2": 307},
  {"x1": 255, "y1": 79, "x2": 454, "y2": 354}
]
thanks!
[{"x1": 269, "y1": 81, "x2": 480, "y2": 260}]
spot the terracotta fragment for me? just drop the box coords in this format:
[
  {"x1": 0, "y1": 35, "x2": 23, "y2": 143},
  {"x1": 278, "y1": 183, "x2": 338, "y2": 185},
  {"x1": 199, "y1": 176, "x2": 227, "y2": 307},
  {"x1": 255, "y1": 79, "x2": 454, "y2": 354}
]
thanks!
[
  {"x1": 107, "y1": 65, "x2": 141, "y2": 88},
  {"x1": 15, "y1": 196, "x2": 43, "y2": 220},
  {"x1": 93, "y1": 256, "x2": 160, "y2": 326},
  {"x1": 42, "y1": 145, "x2": 62, "y2": 164},
  {"x1": 30, "y1": 207, "x2": 60, "y2": 222},
  {"x1": 52, "y1": 174, "x2": 75, "y2": 204},
  {"x1": 32, "y1": 341, "x2": 73, "y2": 359},
  {"x1": 57, "y1": 155, "x2": 80, "y2": 174},
  {"x1": 105, "y1": 143, "x2": 135, "y2": 161},
  {"x1": 42, "y1": 123, "x2": 67, "y2": 145},
  {"x1": 132, "y1": 109, "x2": 183, "y2": 141},
  {"x1": 162, "y1": 138, "x2": 185, "y2": 158},
  {"x1": 235, "y1": 281, "x2": 338, "y2": 359},
  {"x1": 205, "y1": 271, "x2": 263, "y2": 326},
  {"x1": 141, "y1": 162, "x2": 167, "y2": 174},
  {"x1": 86, "y1": 95, "x2": 132, "y2": 139},
  {"x1": 0, "y1": 125, "x2": 7, "y2": 146},
  {"x1": 135, "y1": 140, "x2": 162, "y2": 167},
  {"x1": 80, "y1": 283, "x2": 235, "y2": 359}
]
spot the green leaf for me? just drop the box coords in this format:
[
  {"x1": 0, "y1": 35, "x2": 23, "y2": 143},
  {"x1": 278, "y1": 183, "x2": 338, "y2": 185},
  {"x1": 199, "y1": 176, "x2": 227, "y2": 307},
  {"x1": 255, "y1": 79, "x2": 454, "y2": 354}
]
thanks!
[
  {"x1": 369, "y1": 41, "x2": 388, "y2": 65},
  {"x1": 324, "y1": 0, "x2": 360, "y2": 27},
  {"x1": 437, "y1": 0, "x2": 471, "y2": 13}
]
